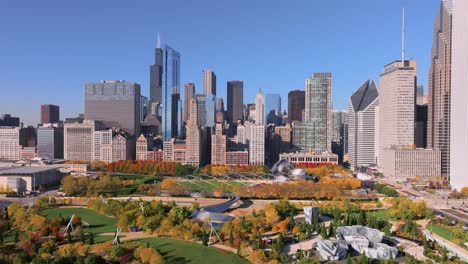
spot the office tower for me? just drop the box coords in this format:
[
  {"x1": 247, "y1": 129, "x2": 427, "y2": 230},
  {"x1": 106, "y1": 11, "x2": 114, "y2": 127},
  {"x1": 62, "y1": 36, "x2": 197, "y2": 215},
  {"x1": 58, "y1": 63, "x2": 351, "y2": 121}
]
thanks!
[
  {"x1": 136, "y1": 134, "x2": 149, "y2": 160},
  {"x1": 0, "y1": 127, "x2": 20, "y2": 159},
  {"x1": 215, "y1": 97, "x2": 224, "y2": 113},
  {"x1": 212, "y1": 124, "x2": 226, "y2": 165},
  {"x1": 140, "y1": 96, "x2": 149, "y2": 123},
  {"x1": 249, "y1": 125, "x2": 265, "y2": 165},
  {"x1": 450, "y1": 0, "x2": 468, "y2": 191},
  {"x1": 19, "y1": 126, "x2": 37, "y2": 147},
  {"x1": 203, "y1": 69, "x2": 216, "y2": 95},
  {"x1": 378, "y1": 60, "x2": 417, "y2": 164},
  {"x1": 428, "y1": 0, "x2": 453, "y2": 178},
  {"x1": 205, "y1": 94, "x2": 215, "y2": 127},
  {"x1": 348, "y1": 80, "x2": 379, "y2": 169},
  {"x1": 331, "y1": 110, "x2": 348, "y2": 164},
  {"x1": 304, "y1": 73, "x2": 332, "y2": 152},
  {"x1": 382, "y1": 147, "x2": 441, "y2": 180},
  {"x1": 37, "y1": 125, "x2": 64, "y2": 159},
  {"x1": 246, "y1": 104, "x2": 256, "y2": 122},
  {"x1": 0, "y1": 114, "x2": 20, "y2": 127},
  {"x1": 149, "y1": 35, "x2": 181, "y2": 140},
  {"x1": 94, "y1": 129, "x2": 112, "y2": 162},
  {"x1": 275, "y1": 124, "x2": 292, "y2": 153},
  {"x1": 288, "y1": 90, "x2": 305, "y2": 124},
  {"x1": 416, "y1": 85, "x2": 424, "y2": 105},
  {"x1": 183, "y1": 83, "x2": 195, "y2": 123},
  {"x1": 85, "y1": 80, "x2": 141, "y2": 137},
  {"x1": 112, "y1": 131, "x2": 130, "y2": 161},
  {"x1": 255, "y1": 90, "x2": 265, "y2": 126},
  {"x1": 194, "y1": 94, "x2": 207, "y2": 127},
  {"x1": 186, "y1": 98, "x2": 201, "y2": 167},
  {"x1": 416, "y1": 104, "x2": 428, "y2": 148},
  {"x1": 40, "y1": 104, "x2": 60, "y2": 124},
  {"x1": 64, "y1": 120, "x2": 95, "y2": 161},
  {"x1": 227, "y1": 81, "x2": 243, "y2": 123},
  {"x1": 265, "y1": 94, "x2": 281, "y2": 125}
]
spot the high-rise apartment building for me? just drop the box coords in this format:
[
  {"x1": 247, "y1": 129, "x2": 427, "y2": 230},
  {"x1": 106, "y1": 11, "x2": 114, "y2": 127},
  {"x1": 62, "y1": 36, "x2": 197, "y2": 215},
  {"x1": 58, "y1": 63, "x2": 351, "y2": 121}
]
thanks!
[
  {"x1": 255, "y1": 90, "x2": 265, "y2": 126},
  {"x1": 304, "y1": 73, "x2": 332, "y2": 152},
  {"x1": 0, "y1": 127, "x2": 20, "y2": 160},
  {"x1": 288, "y1": 90, "x2": 305, "y2": 124},
  {"x1": 64, "y1": 120, "x2": 95, "y2": 161},
  {"x1": 227, "y1": 81, "x2": 243, "y2": 123},
  {"x1": 185, "y1": 98, "x2": 201, "y2": 167},
  {"x1": 183, "y1": 83, "x2": 195, "y2": 123},
  {"x1": 203, "y1": 69, "x2": 216, "y2": 95},
  {"x1": 41, "y1": 105, "x2": 60, "y2": 124},
  {"x1": 85, "y1": 80, "x2": 141, "y2": 137},
  {"x1": 378, "y1": 60, "x2": 417, "y2": 164},
  {"x1": 348, "y1": 80, "x2": 379, "y2": 169},
  {"x1": 19, "y1": 126, "x2": 37, "y2": 148},
  {"x1": 212, "y1": 124, "x2": 226, "y2": 165},
  {"x1": 265, "y1": 94, "x2": 281, "y2": 125},
  {"x1": 37, "y1": 124, "x2": 64, "y2": 159},
  {"x1": 450, "y1": 0, "x2": 468, "y2": 191},
  {"x1": 148, "y1": 36, "x2": 181, "y2": 140},
  {"x1": 249, "y1": 125, "x2": 265, "y2": 165},
  {"x1": 428, "y1": 0, "x2": 453, "y2": 177}
]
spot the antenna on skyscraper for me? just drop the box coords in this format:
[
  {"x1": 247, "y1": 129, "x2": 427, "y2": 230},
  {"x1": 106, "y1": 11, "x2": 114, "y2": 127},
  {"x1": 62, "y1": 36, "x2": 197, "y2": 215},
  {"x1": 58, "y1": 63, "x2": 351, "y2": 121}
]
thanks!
[
  {"x1": 401, "y1": 0, "x2": 405, "y2": 67},
  {"x1": 157, "y1": 32, "x2": 161, "y2": 49}
]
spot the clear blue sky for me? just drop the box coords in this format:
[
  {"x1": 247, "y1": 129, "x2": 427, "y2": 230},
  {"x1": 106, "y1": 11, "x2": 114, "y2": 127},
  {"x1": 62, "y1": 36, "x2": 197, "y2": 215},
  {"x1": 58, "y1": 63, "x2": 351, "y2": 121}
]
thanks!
[{"x1": 0, "y1": 0, "x2": 439, "y2": 126}]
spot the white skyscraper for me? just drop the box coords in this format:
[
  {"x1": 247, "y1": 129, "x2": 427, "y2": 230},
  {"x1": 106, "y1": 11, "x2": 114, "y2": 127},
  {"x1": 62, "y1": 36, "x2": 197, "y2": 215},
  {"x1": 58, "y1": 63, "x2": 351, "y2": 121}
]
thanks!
[
  {"x1": 0, "y1": 127, "x2": 20, "y2": 160},
  {"x1": 249, "y1": 125, "x2": 265, "y2": 165},
  {"x1": 64, "y1": 120, "x2": 95, "y2": 161},
  {"x1": 348, "y1": 80, "x2": 379, "y2": 169},
  {"x1": 450, "y1": 0, "x2": 468, "y2": 191},
  {"x1": 203, "y1": 69, "x2": 216, "y2": 95},
  {"x1": 255, "y1": 90, "x2": 265, "y2": 126},
  {"x1": 378, "y1": 60, "x2": 417, "y2": 164}
]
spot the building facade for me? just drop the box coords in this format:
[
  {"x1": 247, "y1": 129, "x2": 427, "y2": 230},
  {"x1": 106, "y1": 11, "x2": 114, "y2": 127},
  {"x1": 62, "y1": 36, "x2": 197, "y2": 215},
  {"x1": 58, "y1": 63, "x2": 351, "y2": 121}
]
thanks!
[
  {"x1": 227, "y1": 81, "x2": 243, "y2": 123},
  {"x1": 279, "y1": 152, "x2": 339, "y2": 165},
  {"x1": 37, "y1": 125, "x2": 64, "y2": 159},
  {"x1": 40, "y1": 104, "x2": 60, "y2": 124},
  {"x1": 255, "y1": 90, "x2": 265, "y2": 126},
  {"x1": 183, "y1": 83, "x2": 195, "y2": 123},
  {"x1": 381, "y1": 148, "x2": 441, "y2": 180},
  {"x1": 378, "y1": 60, "x2": 417, "y2": 164},
  {"x1": 0, "y1": 127, "x2": 20, "y2": 160},
  {"x1": 225, "y1": 151, "x2": 249, "y2": 165},
  {"x1": 305, "y1": 73, "x2": 332, "y2": 152},
  {"x1": 450, "y1": 0, "x2": 468, "y2": 191},
  {"x1": 64, "y1": 120, "x2": 95, "y2": 161},
  {"x1": 211, "y1": 124, "x2": 226, "y2": 165},
  {"x1": 428, "y1": 0, "x2": 453, "y2": 177},
  {"x1": 249, "y1": 125, "x2": 265, "y2": 165},
  {"x1": 203, "y1": 69, "x2": 216, "y2": 95},
  {"x1": 265, "y1": 93, "x2": 281, "y2": 125},
  {"x1": 348, "y1": 80, "x2": 379, "y2": 169},
  {"x1": 288, "y1": 90, "x2": 305, "y2": 124}
]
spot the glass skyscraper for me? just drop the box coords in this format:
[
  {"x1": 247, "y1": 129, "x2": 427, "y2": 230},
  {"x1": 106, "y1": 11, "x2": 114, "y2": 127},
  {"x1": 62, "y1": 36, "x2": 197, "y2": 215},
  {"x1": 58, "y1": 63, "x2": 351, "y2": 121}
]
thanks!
[
  {"x1": 149, "y1": 36, "x2": 181, "y2": 141},
  {"x1": 265, "y1": 93, "x2": 281, "y2": 125}
]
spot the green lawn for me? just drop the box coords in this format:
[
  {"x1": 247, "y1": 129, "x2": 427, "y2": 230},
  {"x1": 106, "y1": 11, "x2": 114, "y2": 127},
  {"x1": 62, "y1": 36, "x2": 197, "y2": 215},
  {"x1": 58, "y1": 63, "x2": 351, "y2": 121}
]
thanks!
[
  {"x1": 180, "y1": 180, "x2": 244, "y2": 192},
  {"x1": 426, "y1": 224, "x2": 453, "y2": 241},
  {"x1": 372, "y1": 209, "x2": 398, "y2": 221},
  {"x1": 40, "y1": 207, "x2": 117, "y2": 234},
  {"x1": 134, "y1": 238, "x2": 248, "y2": 264}
]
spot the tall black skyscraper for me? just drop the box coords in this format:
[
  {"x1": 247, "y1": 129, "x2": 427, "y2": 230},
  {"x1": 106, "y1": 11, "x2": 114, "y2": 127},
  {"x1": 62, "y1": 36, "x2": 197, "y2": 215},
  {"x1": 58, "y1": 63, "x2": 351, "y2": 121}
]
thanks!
[
  {"x1": 227, "y1": 81, "x2": 243, "y2": 123},
  {"x1": 148, "y1": 34, "x2": 181, "y2": 140}
]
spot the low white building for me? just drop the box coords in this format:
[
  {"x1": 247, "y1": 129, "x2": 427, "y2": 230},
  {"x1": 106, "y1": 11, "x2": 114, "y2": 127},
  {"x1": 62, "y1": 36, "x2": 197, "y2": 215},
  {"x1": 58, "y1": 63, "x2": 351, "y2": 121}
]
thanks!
[
  {"x1": 0, "y1": 166, "x2": 67, "y2": 193},
  {"x1": 381, "y1": 147, "x2": 441, "y2": 180},
  {"x1": 279, "y1": 151, "x2": 338, "y2": 165}
]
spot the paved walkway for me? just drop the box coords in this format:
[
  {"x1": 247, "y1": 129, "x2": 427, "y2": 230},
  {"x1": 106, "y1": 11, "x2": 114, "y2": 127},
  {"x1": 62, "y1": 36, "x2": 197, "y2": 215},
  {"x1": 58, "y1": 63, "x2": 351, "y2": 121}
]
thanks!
[
  {"x1": 284, "y1": 235, "x2": 320, "y2": 256},
  {"x1": 423, "y1": 229, "x2": 468, "y2": 262}
]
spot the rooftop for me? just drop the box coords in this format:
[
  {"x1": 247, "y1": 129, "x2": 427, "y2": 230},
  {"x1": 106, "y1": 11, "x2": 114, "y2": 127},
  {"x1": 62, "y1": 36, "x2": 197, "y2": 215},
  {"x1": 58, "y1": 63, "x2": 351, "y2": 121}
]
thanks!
[{"x1": 0, "y1": 166, "x2": 63, "y2": 175}]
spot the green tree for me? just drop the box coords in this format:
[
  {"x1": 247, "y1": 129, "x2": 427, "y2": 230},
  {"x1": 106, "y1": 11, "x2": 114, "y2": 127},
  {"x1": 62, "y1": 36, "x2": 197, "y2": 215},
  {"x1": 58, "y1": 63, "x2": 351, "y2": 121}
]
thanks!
[
  {"x1": 237, "y1": 241, "x2": 241, "y2": 256},
  {"x1": 202, "y1": 230, "x2": 208, "y2": 246},
  {"x1": 359, "y1": 253, "x2": 368, "y2": 264},
  {"x1": 328, "y1": 221, "x2": 334, "y2": 237},
  {"x1": 346, "y1": 255, "x2": 353, "y2": 264},
  {"x1": 320, "y1": 224, "x2": 328, "y2": 239},
  {"x1": 14, "y1": 231, "x2": 18, "y2": 243},
  {"x1": 229, "y1": 227, "x2": 234, "y2": 245}
]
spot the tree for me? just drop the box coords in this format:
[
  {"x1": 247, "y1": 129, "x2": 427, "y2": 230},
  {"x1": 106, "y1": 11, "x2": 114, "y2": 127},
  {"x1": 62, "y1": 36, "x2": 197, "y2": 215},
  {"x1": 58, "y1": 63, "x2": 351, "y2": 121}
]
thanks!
[
  {"x1": 202, "y1": 230, "x2": 208, "y2": 246},
  {"x1": 384, "y1": 222, "x2": 391, "y2": 236},
  {"x1": 359, "y1": 253, "x2": 368, "y2": 264},
  {"x1": 237, "y1": 241, "x2": 241, "y2": 256},
  {"x1": 67, "y1": 232, "x2": 72, "y2": 244},
  {"x1": 229, "y1": 227, "x2": 234, "y2": 245},
  {"x1": 14, "y1": 231, "x2": 19, "y2": 243},
  {"x1": 328, "y1": 221, "x2": 334, "y2": 237},
  {"x1": 346, "y1": 255, "x2": 353, "y2": 264},
  {"x1": 320, "y1": 224, "x2": 328, "y2": 239}
]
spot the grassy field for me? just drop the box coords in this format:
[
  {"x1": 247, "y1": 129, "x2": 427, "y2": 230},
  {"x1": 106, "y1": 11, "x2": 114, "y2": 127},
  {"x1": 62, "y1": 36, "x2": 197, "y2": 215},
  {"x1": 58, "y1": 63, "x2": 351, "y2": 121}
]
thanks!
[
  {"x1": 427, "y1": 224, "x2": 453, "y2": 241},
  {"x1": 180, "y1": 180, "x2": 245, "y2": 192},
  {"x1": 135, "y1": 238, "x2": 248, "y2": 264},
  {"x1": 372, "y1": 209, "x2": 398, "y2": 221},
  {"x1": 40, "y1": 207, "x2": 117, "y2": 234}
]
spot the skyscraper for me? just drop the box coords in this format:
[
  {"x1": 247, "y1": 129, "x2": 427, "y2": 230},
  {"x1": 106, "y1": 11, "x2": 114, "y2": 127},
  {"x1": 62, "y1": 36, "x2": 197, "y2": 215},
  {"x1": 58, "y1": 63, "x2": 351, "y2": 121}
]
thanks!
[
  {"x1": 148, "y1": 35, "x2": 181, "y2": 140},
  {"x1": 227, "y1": 81, "x2": 243, "y2": 123},
  {"x1": 185, "y1": 98, "x2": 201, "y2": 167},
  {"x1": 140, "y1": 96, "x2": 149, "y2": 123},
  {"x1": 348, "y1": 80, "x2": 379, "y2": 169},
  {"x1": 304, "y1": 73, "x2": 332, "y2": 152},
  {"x1": 212, "y1": 123, "x2": 226, "y2": 165},
  {"x1": 255, "y1": 90, "x2": 265, "y2": 126},
  {"x1": 41, "y1": 104, "x2": 60, "y2": 124},
  {"x1": 183, "y1": 83, "x2": 195, "y2": 123},
  {"x1": 203, "y1": 69, "x2": 216, "y2": 95},
  {"x1": 249, "y1": 125, "x2": 265, "y2": 165},
  {"x1": 428, "y1": 0, "x2": 453, "y2": 177},
  {"x1": 378, "y1": 60, "x2": 417, "y2": 164},
  {"x1": 37, "y1": 124, "x2": 63, "y2": 159},
  {"x1": 265, "y1": 94, "x2": 281, "y2": 125},
  {"x1": 288, "y1": 90, "x2": 305, "y2": 124},
  {"x1": 84, "y1": 80, "x2": 141, "y2": 137},
  {"x1": 64, "y1": 120, "x2": 95, "y2": 161},
  {"x1": 450, "y1": 0, "x2": 468, "y2": 191},
  {"x1": 0, "y1": 127, "x2": 20, "y2": 160}
]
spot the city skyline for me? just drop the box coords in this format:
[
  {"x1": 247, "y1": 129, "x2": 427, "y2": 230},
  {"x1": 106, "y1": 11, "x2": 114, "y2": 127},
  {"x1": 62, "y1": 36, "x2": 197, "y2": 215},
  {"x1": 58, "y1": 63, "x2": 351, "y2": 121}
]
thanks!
[{"x1": 1, "y1": 0, "x2": 439, "y2": 125}]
